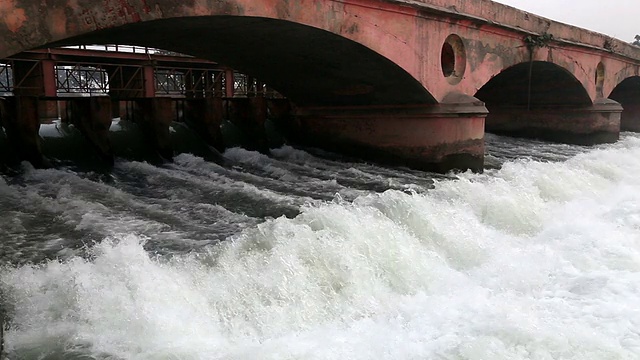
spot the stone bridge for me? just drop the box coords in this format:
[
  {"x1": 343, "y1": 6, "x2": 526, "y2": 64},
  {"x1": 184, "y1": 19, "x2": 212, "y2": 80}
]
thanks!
[{"x1": 1, "y1": 0, "x2": 639, "y2": 171}]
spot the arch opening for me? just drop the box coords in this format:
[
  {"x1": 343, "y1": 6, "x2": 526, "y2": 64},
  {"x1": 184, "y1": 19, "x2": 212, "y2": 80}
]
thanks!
[
  {"x1": 475, "y1": 61, "x2": 592, "y2": 108},
  {"x1": 474, "y1": 61, "x2": 619, "y2": 145},
  {"x1": 41, "y1": 16, "x2": 436, "y2": 107},
  {"x1": 609, "y1": 76, "x2": 640, "y2": 131}
]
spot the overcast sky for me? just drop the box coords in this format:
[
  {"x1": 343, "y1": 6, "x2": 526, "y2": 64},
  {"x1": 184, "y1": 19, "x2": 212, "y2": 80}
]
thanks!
[{"x1": 493, "y1": 0, "x2": 638, "y2": 42}]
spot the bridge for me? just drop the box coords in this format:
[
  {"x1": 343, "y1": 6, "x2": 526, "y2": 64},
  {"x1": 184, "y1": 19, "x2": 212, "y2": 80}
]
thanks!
[
  {"x1": 0, "y1": 45, "x2": 284, "y2": 166},
  {"x1": 0, "y1": 0, "x2": 639, "y2": 172}
]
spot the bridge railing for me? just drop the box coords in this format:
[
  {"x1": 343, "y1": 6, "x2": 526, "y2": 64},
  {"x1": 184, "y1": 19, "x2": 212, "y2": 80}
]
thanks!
[
  {"x1": 0, "y1": 60, "x2": 283, "y2": 99},
  {"x1": 56, "y1": 65, "x2": 109, "y2": 96}
]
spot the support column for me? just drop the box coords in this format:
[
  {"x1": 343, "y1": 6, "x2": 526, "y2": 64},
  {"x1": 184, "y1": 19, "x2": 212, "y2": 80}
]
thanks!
[
  {"x1": 39, "y1": 100, "x2": 59, "y2": 121},
  {"x1": 13, "y1": 60, "x2": 58, "y2": 121},
  {"x1": 485, "y1": 98, "x2": 622, "y2": 145},
  {"x1": 225, "y1": 69, "x2": 235, "y2": 98},
  {"x1": 111, "y1": 99, "x2": 121, "y2": 119},
  {"x1": 288, "y1": 94, "x2": 487, "y2": 173},
  {"x1": 67, "y1": 97, "x2": 114, "y2": 166},
  {"x1": 135, "y1": 97, "x2": 173, "y2": 160},
  {"x1": 185, "y1": 97, "x2": 225, "y2": 151},
  {"x1": 1, "y1": 96, "x2": 45, "y2": 167},
  {"x1": 227, "y1": 96, "x2": 269, "y2": 152}
]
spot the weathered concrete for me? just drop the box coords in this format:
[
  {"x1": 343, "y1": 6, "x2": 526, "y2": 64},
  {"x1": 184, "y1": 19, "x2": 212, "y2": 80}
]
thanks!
[
  {"x1": 133, "y1": 98, "x2": 174, "y2": 160},
  {"x1": 226, "y1": 97, "x2": 270, "y2": 152},
  {"x1": 66, "y1": 97, "x2": 114, "y2": 165},
  {"x1": 0, "y1": 97, "x2": 44, "y2": 167},
  {"x1": 0, "y1": 0, "x2": 639, "y2": 170},
  {"x1": 484, "y1": 99, "x2": 622, "y2": 145},
  {"x1": 292, "y1": 94, "x2": 487, "y2": 172},
  {"x1": 184, "y1": 98, "x2": 225, "y2": 151}
]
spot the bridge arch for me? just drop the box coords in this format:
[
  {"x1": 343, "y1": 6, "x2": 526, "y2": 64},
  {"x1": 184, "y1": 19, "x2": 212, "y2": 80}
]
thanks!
[
  {"x1": 43, "y1": 16, "x2": 435, "y2": 107},
  {"x1": 0, "y1": 1, "x2": 438, "y2": 107},
  {"x1": 475, "y1": 61, "x2": 591, "y2": 109},
  {"x1": 473, "y1": 61, "x2": 620, "y2": 144},
  {"x1": 609, "y1": 76, "x2": 640, "y2": 131}
]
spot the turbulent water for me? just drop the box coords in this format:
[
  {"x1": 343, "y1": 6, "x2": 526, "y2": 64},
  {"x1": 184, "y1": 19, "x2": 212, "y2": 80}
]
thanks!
[{"x1": 1, "y1": 129, "x2": 640, "y2": 359}]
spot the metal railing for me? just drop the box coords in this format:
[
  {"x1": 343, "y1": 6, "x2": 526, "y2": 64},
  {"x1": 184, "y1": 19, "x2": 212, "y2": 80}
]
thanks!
[
  {"x1": 56, "y1": 65, "x2": 109, "y2": 95},
  {"x1": 0, "y1": 60, "x2": 283, "y2": 98}
]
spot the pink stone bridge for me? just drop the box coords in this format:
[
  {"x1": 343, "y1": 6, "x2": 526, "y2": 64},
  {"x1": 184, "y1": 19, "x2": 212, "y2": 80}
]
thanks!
[{"x1": 1, "y1": 0, "x2": 639, "y2": 171}]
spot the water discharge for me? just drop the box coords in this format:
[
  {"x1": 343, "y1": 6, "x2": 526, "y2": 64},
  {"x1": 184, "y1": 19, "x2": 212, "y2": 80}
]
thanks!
[{"x1": 1, "y1": 134, "x2": 640, "y2": 359}]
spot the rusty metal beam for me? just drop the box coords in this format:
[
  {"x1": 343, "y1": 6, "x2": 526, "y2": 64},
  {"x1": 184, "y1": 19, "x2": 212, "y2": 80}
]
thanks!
[{"x1": 9, "y1": 48, "x2": 225, "y2": 70}]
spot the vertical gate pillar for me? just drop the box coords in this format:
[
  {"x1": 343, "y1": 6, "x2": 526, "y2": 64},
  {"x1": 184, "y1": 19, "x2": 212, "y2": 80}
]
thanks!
[
  {"x1": 185, "y1": 97, "x2": 224, "y2": 151},
  {"x1": 135, "y1": 98, "x2": 173, "y2": 160},
  {"x1": 68, "y1": 97, "x2": 114, "y2": 165},
  {"x1": 227, "y1": 96, "x2": 269, "y2": 152},
  {"x1": 1, "y1": 96, "x2": 45, "y2": 167}
]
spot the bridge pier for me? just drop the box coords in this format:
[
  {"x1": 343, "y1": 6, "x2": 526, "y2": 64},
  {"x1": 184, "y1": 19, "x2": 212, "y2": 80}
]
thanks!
[
  {"x1": 289, "y1": 95, "x2": 487, "y2": 172},
  {"x1": 67, "y1": 97, "x2": 114, "y2": 166},
  {"x1": 134, "y1": 98, "x2": 174, "y2": 160},
  {"x1": 484, "y1": 99, "x2": 623, "y2": 145},
  {"x1": 0, "y1": 96, "x2": 45, "y2": 167},
  {"x1": 184, "y1": 97, "x2": 225, "y2": 151}
]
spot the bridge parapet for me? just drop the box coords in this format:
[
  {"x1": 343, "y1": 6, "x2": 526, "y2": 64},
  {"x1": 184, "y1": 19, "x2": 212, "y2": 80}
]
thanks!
[{"x1": 397, "y1": 0, "x2": 640, "y2": 59}]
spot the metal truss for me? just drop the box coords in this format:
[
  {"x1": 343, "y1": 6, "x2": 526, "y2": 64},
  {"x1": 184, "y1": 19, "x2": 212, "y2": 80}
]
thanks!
[
  {"x1": 155, "y1": 67, "x2": 225, "y2": 97},
  {"x1": 0, "y1": 48, "x2": 284, "y2": 99},
  {"x1": 0, "y1": 63, "x2": 12, "y2": 95},
  {"x1": 55, "y1": 65, "x2": 109, "y2": 95}
]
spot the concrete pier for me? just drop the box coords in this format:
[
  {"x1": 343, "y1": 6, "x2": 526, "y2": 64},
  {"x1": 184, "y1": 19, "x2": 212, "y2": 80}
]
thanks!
[
  {"x1": 134, "y1": 98, "x2": 174, "y2": 160},
  {"x1": 484, "y1": 99, "x2": 622, "y2": 145},
  {"x1": 290, "y1": 95, "x2": 487, "y2": 172},
  {"x1": 66, "y1": 97, "x2": 114, "y2": 165},
  {"x1": 184, "y1": 98, "x2": 225, "y2": 151},
  {"x1": 227, "y1": 97, "x2": 269, "y2": 152},
  {"x1": 0, "y1": 97, "x2": 44, "y2": 167}
]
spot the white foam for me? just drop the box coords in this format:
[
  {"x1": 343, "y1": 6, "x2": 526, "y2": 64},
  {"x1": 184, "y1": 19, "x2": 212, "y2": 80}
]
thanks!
[{"x1": 3, "y1": 136, "x2": 640, "y2": 358}]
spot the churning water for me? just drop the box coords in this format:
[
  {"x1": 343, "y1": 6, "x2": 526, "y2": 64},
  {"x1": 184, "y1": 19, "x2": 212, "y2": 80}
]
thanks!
[{"x1": 1, "y1": 130, "x2": 640, "y2": 359}]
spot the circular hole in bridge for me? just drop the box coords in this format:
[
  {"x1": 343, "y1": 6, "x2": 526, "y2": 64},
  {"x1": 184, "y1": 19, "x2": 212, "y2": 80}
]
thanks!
[{"x1": 441, "y1": 34, "x2": 466, "y2": 85}]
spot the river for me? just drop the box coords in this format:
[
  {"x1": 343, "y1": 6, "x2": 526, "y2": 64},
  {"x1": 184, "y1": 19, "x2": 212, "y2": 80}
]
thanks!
[{"x1": 0, "y1": 125, "x2": 639, "y2": 359}]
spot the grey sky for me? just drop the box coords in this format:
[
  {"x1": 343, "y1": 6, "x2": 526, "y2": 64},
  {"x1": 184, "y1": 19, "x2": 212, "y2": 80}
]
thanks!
[{"x1": 493, "y1": 0, "x2": 638, "y2": 42}]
